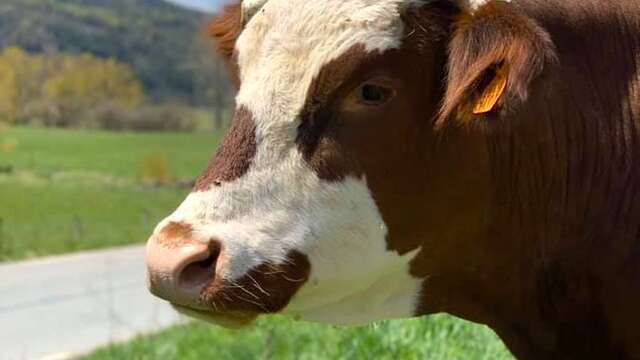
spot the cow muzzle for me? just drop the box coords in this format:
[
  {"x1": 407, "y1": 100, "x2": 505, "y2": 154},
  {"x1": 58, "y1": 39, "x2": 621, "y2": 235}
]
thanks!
[
  {"x1": 144, "y1": 221, "x2": 312, "y2": 327},
  {"x1": 144, "y1": 231, "x2": 220, "y2": 309}
]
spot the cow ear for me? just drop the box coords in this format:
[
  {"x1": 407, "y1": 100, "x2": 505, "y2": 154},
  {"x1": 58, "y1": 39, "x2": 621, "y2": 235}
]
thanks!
[
  {"x1": 436, "y1": 1, "x2": 557, "y2": 127},
  {"x1": 207, "y1": 3, "x2": 242, "y2": 86},
  {"x1": 207, "y1": 3, "x2": 242, "y2": 61}
]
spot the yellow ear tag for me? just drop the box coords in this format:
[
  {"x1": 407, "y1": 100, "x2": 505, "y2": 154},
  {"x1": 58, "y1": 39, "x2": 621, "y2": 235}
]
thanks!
[{"x1": 473, "y1": 66, "x2": 508, "y2": 114}]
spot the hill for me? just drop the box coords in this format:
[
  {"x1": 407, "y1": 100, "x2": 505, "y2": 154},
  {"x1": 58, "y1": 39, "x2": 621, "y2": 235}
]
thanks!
[{"x1": 0, "y1": 0, "x2": 219, "y2": 104}]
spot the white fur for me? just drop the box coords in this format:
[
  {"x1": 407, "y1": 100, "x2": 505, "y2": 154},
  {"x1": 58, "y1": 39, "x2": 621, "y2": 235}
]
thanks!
[
  {"x1": 286, "y1": 248, "x2": 422, "y2": 325},
  {"x1": 467, "y1": 0, "x2": 511, "y2": 11},
  {"x1": 157, "y1": 0, "x2": 424, "y2": 324}
]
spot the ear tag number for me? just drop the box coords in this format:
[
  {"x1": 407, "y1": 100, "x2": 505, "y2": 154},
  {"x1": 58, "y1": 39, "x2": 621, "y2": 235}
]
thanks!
[{"x1": 473, "y1": 66, "x2": 508, "y2": 114}]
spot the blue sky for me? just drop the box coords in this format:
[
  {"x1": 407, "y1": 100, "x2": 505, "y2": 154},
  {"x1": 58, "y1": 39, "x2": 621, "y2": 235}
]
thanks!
[{"x1": 164, "y1": 0, "x2": 231, "y2": 12}]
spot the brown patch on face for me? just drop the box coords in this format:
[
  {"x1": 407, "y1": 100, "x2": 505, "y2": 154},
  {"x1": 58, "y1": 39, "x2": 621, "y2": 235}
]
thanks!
[
  {"x1": 295, "y1": 2, "x2": 459, "y2": 183},
  {"x1": 296, "y1": 45, "x2": 370, "y2": 181},
  {"x1": 194, "y1": 106, "x2": 257, "y2": 191},
  {"x1": 155, "y1": 221, "x2": 194, "y2": 249},
  {"x1": 198, "y1": 250, "x2": 311, "y2": 315}
]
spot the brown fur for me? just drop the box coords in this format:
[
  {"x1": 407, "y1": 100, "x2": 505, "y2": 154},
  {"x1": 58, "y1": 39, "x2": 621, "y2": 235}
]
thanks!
[
  {"x1": 194, "y1": 106, "x2": 256, "y2": 191},
  {"x1": 198, "y1": 250, "x2": 310, "y2": 315},
  {"x1": 207, "y1": 3, "x2": 242, "y2": 85},
  {"x1": 207, "y1": 3, "x2": 241, "y2": 60},
  {"x1": 296, "y1": 3, "x2": 457, "y2": 182},
  {"x1": 296, "y1": 44, "x2": 369, "y2": 182},
  {"x1": 155, "y1": 222, "x2": 194, "y2": 249}
]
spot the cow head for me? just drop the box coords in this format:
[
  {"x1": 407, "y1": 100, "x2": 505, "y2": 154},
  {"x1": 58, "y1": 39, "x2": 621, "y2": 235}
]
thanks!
[{"x1": 145, "y1": 0, "x2": 555, "y2": 328}]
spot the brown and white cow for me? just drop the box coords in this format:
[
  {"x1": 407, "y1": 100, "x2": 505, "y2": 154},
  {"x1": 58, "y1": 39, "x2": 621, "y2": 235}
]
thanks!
[{"x1": 145, "y1": 0, "x2": 640, "y2": 358}]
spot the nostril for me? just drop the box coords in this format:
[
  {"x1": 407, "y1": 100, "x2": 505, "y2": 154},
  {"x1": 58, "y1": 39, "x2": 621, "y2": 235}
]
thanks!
[{"x1": 178, "y1": 242, "x2": 220, "y2": 290}]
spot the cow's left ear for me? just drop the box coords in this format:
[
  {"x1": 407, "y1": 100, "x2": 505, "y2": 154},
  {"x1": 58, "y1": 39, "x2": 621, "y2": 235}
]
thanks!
[
  {"x1": 436, "y1": 1, "x2": 557, "y2": 127},
  {"x1": 208, "y1": 3, "x2": 242, "y2": 61},
  {"x1": 207, "y1": 2, "x2": 243, "y2": 86}
]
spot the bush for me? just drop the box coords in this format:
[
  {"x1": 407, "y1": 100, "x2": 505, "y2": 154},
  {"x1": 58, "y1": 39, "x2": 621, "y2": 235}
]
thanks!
[
  {"x1": 19, "y1": 100, "x2": 64, "y2": 127},
  {"x1": 138, "y1": 153, "x2": 171, "y2": 185},
  {"x1": 92, "y1": 103, "x2": 197, "y2": 132}
]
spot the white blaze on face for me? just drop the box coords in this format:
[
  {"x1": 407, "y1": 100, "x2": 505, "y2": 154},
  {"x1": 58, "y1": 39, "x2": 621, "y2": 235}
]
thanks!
[{"x1": 157, "y1": 0, "x2": 424, "y2": 325}]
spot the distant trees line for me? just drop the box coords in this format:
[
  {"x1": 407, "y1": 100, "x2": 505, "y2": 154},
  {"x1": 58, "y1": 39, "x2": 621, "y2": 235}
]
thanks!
[{"x1": 0, "y1": 46, "x2": 233, "y2": 132}]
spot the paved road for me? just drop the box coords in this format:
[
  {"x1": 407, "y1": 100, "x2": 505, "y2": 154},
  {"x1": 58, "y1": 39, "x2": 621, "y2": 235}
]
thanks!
[{"x1": 0, "y1": 246, "x2": 183, "y2": 360}]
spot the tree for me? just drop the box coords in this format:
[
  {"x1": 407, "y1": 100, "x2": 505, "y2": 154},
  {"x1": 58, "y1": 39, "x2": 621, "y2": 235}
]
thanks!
[
  {"x1": 42, "y1": 54, "x2": 144, "y2": 126},
  {"x1": 0, "y1": 47, "x2": 146, "y2": 128},
  {"x1": 0, "y1": 62, "x2": 18, "y2": 124},
  {"x1": 0, "y1": 47, "x2": 34, "y2": 154},
  {"x1": 0, "y1": 47, "x2": 46, "y2": 124}
]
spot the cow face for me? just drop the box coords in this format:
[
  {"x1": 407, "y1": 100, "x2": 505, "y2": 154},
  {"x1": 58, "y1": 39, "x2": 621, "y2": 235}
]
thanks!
[{"x1": 145, "y1": 0, "x2": 554, "y2": 328}]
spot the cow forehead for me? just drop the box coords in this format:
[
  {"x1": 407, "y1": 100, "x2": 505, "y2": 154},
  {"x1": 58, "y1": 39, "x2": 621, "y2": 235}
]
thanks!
[{"x1": 235, "y1": 0, "x2": 411, "y2": 118}]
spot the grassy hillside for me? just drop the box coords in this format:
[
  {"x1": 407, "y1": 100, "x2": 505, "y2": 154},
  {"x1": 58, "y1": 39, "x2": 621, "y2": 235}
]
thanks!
[
  {"x1": 0, "y1": 0, "x2": 215, "y2": 103},
  {"x1": 0, "y1": 126, "x2": 219, "y2": 260}
]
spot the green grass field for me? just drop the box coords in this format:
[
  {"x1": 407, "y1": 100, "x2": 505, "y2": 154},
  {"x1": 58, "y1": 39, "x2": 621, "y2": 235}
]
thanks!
[
  {"x1": 83, "y1": 315, "x2": 513, "y2": 360},
  {"x1": 1, "y1": 126, "x2": 513, "y2": 359},
  {"x1": 0, "y1": 127, "x2": 219, "y2": 261},
  {"x1": 3, "y1": 127, "x2": 217, "y2": 179}
]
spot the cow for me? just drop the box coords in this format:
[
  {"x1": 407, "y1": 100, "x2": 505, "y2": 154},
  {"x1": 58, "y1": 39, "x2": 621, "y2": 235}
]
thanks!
[{"x1": 144, "y1": 0, "x2": 640, "y2": 358}]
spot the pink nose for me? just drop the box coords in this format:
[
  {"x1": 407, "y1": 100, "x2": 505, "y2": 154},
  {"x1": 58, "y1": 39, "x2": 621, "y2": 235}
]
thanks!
[{"x1": 144, "y1": 225, "x2": 220, "y2": 306}]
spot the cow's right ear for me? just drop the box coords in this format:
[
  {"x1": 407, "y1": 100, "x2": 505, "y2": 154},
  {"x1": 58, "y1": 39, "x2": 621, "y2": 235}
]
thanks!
[{"x1": 436, "y1": 1, "x2": 557, "y2": 128}]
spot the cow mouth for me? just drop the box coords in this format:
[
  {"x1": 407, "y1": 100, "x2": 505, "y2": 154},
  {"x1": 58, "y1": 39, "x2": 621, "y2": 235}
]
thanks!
[
  {"x1": 158, "y1": 250, "x2": 311, "y2": 329},
  {"x1": 172, "y1": 304, "x2": 258, "y2": 329}
]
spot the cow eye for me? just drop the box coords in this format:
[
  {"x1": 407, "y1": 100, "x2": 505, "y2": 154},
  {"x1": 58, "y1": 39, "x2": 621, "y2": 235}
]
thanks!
[{"x1": 358, "y1": 83, "x2": 393, "y2": 105}]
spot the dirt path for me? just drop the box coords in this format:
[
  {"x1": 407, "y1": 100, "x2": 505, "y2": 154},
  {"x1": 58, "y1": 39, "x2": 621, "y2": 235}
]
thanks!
[{"x1": 0, "y1": 245, "x2": 182, "y2": 360}]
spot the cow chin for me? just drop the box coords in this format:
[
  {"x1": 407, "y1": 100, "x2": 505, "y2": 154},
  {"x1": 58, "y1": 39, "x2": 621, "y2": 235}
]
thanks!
[{"x1": 173, "y1": 305, "x2": 258, "y2": 329}]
